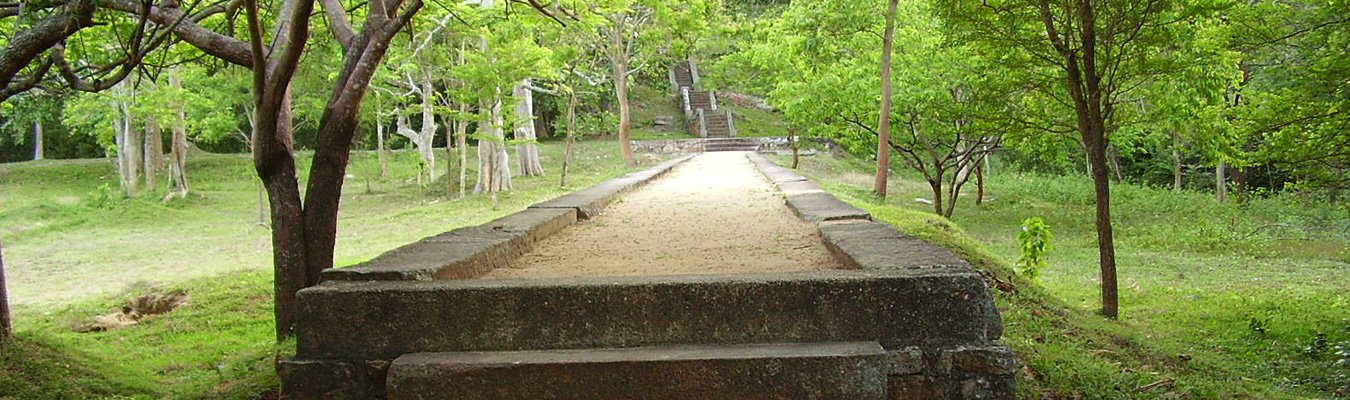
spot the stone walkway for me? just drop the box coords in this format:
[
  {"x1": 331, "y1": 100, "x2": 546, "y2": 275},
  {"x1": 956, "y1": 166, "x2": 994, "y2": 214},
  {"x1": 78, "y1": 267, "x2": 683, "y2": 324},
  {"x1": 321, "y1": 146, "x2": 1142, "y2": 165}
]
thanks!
[{"x1": 481, "y1": 152, "x2": 843, "y2": 279}]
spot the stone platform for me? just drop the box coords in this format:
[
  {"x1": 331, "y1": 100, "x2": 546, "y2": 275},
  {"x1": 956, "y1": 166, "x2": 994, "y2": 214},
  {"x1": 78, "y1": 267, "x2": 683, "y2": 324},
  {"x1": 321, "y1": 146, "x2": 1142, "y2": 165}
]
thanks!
[{"x1": 282, "y1": 152, "x2": 1016, "y2": 399}]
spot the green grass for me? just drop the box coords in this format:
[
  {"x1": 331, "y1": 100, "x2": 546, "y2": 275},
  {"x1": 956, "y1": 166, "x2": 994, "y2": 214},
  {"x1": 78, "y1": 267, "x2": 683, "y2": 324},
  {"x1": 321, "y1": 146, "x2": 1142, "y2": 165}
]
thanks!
[
  {"x1": 777, "y1": 153, "x2": 1350, "y2": 399},
  {"x1": 0, "y1": 139, "x2": 640, "y2": 399}
]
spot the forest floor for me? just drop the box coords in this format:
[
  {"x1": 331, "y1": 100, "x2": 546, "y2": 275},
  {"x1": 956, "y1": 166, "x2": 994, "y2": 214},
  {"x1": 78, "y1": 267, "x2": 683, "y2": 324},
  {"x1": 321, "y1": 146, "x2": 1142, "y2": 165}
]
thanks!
[{"x1": 484, "y1": 152, "x2": 839, "y2": 279}]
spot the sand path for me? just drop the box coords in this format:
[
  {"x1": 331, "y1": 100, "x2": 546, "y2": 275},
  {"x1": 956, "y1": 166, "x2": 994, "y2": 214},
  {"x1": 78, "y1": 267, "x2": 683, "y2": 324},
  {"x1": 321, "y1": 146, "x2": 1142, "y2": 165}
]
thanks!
[{"x1": 481, "y1": 152, "x2": 843, "y2": 279}]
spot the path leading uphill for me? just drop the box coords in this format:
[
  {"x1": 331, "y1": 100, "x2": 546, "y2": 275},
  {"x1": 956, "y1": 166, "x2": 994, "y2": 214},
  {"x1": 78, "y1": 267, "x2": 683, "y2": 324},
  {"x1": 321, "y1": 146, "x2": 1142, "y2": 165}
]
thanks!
[{"x1": 482, "y1": 152, "x2": 843, "y2": 279}]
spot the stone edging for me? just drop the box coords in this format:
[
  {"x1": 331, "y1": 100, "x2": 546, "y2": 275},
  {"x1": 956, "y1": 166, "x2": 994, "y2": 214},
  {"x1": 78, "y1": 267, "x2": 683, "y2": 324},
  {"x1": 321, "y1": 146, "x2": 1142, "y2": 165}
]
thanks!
[
  {"x1": 744, "y1": 152, "x2": 1016, "y2": 398},
  {"x1": 321, "y1": 154, "x2": 698, "y2": 282}
]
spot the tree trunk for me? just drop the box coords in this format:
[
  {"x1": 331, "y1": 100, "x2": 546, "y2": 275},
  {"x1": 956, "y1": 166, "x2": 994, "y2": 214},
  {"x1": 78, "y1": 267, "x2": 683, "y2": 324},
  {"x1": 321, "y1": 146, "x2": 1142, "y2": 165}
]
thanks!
[
  {"x1": 874, "y1": 0, "x2": 899, "y2": 198},
  {"x1": 513, "y1": 78, "x2": 544, "y2": 176},
  {"x1": 144, "y1": 116, "x2": 162, "y2": 190},
  {"x1": 975, "y1": 163, "x2": 985, "y2": 206},
  {"x1": 455, "y1": 40, "x2": 469, "y2": 198},
  {"x1": 165, "y1": 70, "x2": 190, "y2": 200},
  {"x1": 457, "y1": 101, "x2": 469, "y2": 198},
  {"x1": 32, "y1": 120, "x2": 42, "y2": 160},
  {"x1": 1216, "y1": 160, "x2": 1227, "y2": 204},
  {"x1": 789, "y1": 126, "x2": 800, "y2": 169},
  {"x1": 0, "y1": 239, "x2": 10, "y2": 340},
  {"x1": 1107, "y1": 143, "x2": 1123, "y2": 182},
  {"x1": 474, "y1": 95, "x2": 511, "y2": 193},
  {"x1": 928, "y1": 177, "x2": 943, "y2": 216},
  {"x1": 120, "y1": 100, "x2": 142, "y2": 198},
  {"x1": 561, "y1": 89, "x2": 576, "y2": 188},
  {"x1": 1171, "y1": 130, "x2": 1182, "y2": 191},
  {"x1": 608, "y1": 14, "x2": 636, "y2": 167},
  {"x1": 376, "y1": 113, "x2": 388, "y2": 178},
  {"x1": 1043, "y1": 0, "x2": 1118, "y2": 319}
]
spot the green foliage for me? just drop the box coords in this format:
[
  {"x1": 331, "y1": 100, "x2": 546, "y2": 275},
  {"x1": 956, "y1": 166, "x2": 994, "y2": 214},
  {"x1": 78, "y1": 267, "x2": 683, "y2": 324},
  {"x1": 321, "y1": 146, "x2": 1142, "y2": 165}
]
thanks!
[
  {"x1": 1016, "y1": 217, "x2": 1053, "y2": 281},
  {"x1": 780, "y1": 151, "x2": 1349, "y2": 397}
]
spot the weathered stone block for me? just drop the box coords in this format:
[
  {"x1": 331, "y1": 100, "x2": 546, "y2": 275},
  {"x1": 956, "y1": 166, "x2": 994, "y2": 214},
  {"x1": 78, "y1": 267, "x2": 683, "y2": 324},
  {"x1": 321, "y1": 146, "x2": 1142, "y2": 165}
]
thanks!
[
  {"x1": 819, "y1": 220, "x2": 969, "y2": 270},
  {"x1": 387, "y1": 342, "x2": 888, "y2": 400},
  {"x1": 279, "y1": 358, "x2": 388, "y2": 400},
  {"x1": 295, "y1": 270, "x2": 1001, "y2": 360},
  {"x1": 785, "y1": 192, "x2": 871, "y2": 222},
  {"x1": 776, "y1": 179, "x2": 824, "y2": 195}
]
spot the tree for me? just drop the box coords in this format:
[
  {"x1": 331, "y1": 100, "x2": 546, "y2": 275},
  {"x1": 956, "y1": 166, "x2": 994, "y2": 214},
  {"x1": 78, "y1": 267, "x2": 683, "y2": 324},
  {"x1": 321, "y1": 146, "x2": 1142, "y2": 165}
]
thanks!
[
  {"x1": 933, "y1": 0, "x2": 1215, "y2": 318},
  {"x1": 591, "y1": 0, "x2": 711, "y2": 166},
  {"x1": 874, "y1": 0, "x2": 898, "y2": 198},
  {"x1": 0, "y1": 239, "x2": 9, "y2": 340}
]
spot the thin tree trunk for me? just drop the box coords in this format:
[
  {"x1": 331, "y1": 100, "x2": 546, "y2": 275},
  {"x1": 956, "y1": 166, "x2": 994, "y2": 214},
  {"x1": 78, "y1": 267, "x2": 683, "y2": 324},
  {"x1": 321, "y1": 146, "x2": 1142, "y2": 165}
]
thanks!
[
  {"x1": 457, "y1": 102, "x2": 468, "y2": 198},
  {"x1": 1043, "y1": 0, "x2": 1118, "y2": 319},
  {"x1": 376, "y1": 115, "x2": 388, "y2": 178},
  {"x1": 124, "y1": 102, "x2": 142, "y2": 198},
  {"x1": 874, "y1": 0, "x2": 899, "y2": 198},
  {"x1": 455, "y1": 40, "x2": 469, "y2": 198},
  {"x1": 0, "y1": 239, "x2": 10, "y2": 339},
  {"x1": 513, "y1": 78, "x2": 544, "y2": 176},
  {"x1": 975, "y1": 163, "x2": 985, "y2": 206},
  {"x1": 32, "y1": 120, "x2": 42, "y2": 160},
  {"x1": 608, "y1": 14, "x2": 636, "y2": 167},
  {"x1": 561, "y1": 89, "x2": 576, "y2": 188},
  {"x1": 1216, "y1": 160, "x2": 1227, "y2": 204},
  {"x1": 1171, "y1": 130, "x2": 1183, "y2": 191},
  {"x1": 789, "y1": 126, "x2": 800, "y2": 169},
  {"x1": 1107, "y1": 144, "x2": 1123, "y2": 182}
]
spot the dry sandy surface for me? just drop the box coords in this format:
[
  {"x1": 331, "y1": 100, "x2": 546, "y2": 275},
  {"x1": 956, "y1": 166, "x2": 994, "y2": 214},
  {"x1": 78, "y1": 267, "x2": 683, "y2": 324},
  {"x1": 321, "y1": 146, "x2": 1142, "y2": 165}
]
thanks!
[{"x1": 482, "y1": 152, "x2": 843, "y2": 279}]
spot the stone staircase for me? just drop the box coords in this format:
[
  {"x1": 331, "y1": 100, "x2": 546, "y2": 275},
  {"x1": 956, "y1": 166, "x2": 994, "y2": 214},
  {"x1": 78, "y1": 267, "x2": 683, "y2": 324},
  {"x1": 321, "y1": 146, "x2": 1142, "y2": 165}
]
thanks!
[{"x1": 670, "y1": 61, "x2": 738, "y2": 142}]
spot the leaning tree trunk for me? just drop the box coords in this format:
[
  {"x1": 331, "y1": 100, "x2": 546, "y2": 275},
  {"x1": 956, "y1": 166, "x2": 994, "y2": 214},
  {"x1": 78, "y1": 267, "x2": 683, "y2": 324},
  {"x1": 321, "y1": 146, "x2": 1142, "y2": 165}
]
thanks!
[
  {"x1": 0, "y1": 239, "x2": 10, "y2": 339},
  {"x1": 513, "y1": 78, "x2": 544, "y2": 176},
  {"x1": 32, "y1": 120, "x2": 42, "y2": 160}
]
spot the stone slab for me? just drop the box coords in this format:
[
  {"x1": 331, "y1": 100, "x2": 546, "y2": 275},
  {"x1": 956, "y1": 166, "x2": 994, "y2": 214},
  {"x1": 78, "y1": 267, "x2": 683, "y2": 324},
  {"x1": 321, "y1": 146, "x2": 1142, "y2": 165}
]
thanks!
[
  {"x1": 746, "y1": 152, "x2": 808, "y2": 184},
  {"x1": 819, "y1": 220, "x2": 968, "y2": 271},
  {"x1": 785, "y1": 192, "x2": 871, "y2": 222},
  {"x1": 388, "y1": 342, "x2": 887, "y2": 400},
  {"x1": 321, "y1": 208, "x2": 577, "y2": 282},
  {"x1": 818, "y1": 220, "x2": 1002, "y2": 341},
  {"x1": 295, "y1": 269, "x2": 1001, "y2": 360},
  {"x1": 530, "y1": 154, "x2": 695, "y2": 219},
  {"x1": 777, "y1": 179, "x2": 824, "y2": 195}
]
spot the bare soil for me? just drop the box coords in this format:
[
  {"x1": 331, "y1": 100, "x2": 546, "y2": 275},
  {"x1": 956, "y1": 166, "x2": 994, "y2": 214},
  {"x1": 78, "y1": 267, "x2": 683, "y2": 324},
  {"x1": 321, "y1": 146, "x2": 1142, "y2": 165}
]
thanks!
[{"x1": 482, "y1": 152, "x2": 843, "y2": 279}]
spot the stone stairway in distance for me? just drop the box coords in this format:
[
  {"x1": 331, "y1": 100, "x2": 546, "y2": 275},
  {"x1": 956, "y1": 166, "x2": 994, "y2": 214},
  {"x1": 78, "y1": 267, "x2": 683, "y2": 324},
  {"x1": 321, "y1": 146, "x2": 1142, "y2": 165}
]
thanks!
[{"x1": 670, "y1": 60, "x2": 739, "y2": 143}]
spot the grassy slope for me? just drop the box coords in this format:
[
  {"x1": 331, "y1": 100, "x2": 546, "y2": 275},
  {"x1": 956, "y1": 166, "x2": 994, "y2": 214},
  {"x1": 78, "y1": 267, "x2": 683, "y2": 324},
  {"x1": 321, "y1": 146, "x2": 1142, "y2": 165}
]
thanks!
[
  {"x1": 777, "y1": 153, "x2": 1349, "y2": 399},
  {"x1": 0, "y1": 139, "x2": 639, "y2": 399}
]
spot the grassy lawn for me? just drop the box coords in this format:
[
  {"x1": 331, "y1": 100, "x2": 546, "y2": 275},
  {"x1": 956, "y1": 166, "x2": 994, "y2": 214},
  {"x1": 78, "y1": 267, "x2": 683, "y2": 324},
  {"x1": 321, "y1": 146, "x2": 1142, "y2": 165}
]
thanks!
[
  {"x1": 776, "y1": 152, "x2": 1350, "y2": 399},
  {"x1": 0, "y1": 139, "x2": 640, "y2": 399}
]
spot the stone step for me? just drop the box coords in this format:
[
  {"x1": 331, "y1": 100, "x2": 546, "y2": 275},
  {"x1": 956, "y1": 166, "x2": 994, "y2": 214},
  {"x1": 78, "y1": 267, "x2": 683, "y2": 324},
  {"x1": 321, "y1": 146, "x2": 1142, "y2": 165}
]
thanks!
[{"x1": 387, "y1": 342, "x2": 888, "y2": 400}]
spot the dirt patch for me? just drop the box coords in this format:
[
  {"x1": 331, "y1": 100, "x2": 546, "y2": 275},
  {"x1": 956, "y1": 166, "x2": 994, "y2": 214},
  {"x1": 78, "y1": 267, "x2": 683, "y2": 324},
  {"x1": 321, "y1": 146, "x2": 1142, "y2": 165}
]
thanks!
[
  {"x1": 76, "y1": 291, "x2": 189, "y2": 332},
  {"x1": 482, "y1": 152, "x2": 843, "y2": 279}
]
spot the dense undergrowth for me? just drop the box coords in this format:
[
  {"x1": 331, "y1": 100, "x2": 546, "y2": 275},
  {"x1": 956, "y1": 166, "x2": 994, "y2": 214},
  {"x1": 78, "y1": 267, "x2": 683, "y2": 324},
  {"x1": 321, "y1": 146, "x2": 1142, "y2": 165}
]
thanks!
[{"x1": 776, "y1": 152, "x2": 1349, "y2": 399}]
